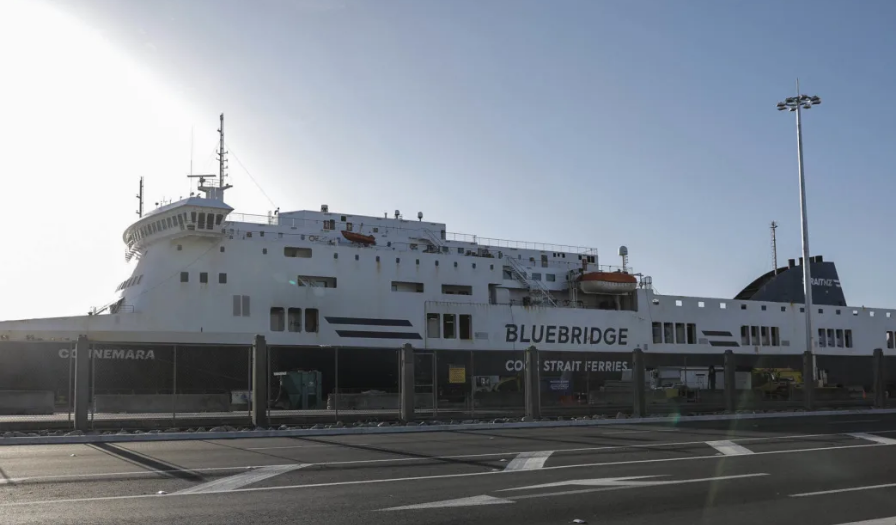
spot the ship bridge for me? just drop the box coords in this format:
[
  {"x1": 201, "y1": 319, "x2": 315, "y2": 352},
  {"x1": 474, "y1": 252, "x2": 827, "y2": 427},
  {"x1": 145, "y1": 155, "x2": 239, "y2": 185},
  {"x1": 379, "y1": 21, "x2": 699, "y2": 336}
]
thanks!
[{"x1": 123, "y1": 197, "x2": 233, "y2": 262}]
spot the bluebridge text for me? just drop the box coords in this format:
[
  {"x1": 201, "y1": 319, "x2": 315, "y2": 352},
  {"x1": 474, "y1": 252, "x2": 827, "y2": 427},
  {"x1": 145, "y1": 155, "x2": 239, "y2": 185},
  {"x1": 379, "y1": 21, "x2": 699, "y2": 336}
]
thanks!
[{"x1": 505, "y1": 324, "x2": 629, "y2": 346}]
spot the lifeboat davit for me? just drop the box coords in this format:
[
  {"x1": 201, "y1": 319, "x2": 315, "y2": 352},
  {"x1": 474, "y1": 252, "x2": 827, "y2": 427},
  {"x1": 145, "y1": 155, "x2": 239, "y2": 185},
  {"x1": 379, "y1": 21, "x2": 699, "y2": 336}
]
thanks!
[
  {"x1": 579, "y1": 271, "x2": 638, "y2": 295},
  {"x1": 341, "y1": 230, "x2": 376, "y2": 246}
]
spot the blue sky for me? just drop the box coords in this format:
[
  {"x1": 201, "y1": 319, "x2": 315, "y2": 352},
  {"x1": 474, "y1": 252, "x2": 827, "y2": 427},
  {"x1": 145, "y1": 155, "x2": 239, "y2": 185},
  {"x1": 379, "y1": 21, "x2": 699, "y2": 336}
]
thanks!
[{"x1": 2, "y1": 0, "x2": 895, "y2": 319}]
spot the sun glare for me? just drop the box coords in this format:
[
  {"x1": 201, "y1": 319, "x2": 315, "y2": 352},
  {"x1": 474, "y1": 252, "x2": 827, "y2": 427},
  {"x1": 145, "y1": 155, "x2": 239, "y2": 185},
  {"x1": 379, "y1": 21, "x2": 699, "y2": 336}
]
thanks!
[{"x1": 0, "y1": 0, "x2": 204, "y2": 320}]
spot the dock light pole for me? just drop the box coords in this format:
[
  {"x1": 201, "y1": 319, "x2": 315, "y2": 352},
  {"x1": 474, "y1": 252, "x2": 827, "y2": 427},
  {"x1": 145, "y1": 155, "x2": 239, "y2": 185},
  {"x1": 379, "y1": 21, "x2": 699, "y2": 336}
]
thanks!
[{"x1": 776, "y1": 81, "x2": 821, "y2": 369}]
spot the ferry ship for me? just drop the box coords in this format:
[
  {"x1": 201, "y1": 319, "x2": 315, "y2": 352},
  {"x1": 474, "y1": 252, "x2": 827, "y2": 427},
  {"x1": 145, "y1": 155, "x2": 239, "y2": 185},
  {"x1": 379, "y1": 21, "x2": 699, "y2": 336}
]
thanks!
[{"x1": 0, "y1": 115, "x2": 892, "y2": 406}]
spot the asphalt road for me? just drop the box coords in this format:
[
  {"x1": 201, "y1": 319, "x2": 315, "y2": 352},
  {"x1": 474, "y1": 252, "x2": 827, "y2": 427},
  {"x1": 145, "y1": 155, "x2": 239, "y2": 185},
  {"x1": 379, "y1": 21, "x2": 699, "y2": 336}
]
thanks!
[{"x1": 4, "y1": 415, "x2": 896, "y2": 524}]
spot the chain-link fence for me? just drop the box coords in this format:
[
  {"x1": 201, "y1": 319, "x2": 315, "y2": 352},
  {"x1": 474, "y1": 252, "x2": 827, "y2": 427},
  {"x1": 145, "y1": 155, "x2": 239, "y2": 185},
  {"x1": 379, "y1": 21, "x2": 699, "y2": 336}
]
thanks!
[{"x1": 0, "y1": 338, "x2": 892, "y2": 433}]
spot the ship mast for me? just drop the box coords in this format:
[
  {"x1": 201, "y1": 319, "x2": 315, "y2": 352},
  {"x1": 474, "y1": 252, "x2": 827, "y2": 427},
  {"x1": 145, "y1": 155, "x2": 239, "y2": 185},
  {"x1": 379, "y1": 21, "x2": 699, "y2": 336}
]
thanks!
[
  {"x1": 770, "y1": 220, "x2": 779, "y2": 275},
  {"x1": 136, "y1": 176, "x2": 144, "y2": 218},
  {"x1": 193, "y1": 113, "x2": 233, "y2": 201},
  {"x1": 217, "y1": 113, "x2": 227, "y2": 189}
]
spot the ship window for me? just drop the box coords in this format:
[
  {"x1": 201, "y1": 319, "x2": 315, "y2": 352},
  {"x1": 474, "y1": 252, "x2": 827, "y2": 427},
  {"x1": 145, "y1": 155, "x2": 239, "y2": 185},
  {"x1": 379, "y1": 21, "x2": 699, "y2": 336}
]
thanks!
[
  {"x1": 800, "y1": 307, "x2": 804, "y2": 313},
  {"x1": 490, "y1": 264, "x2": 494, "y2": 270},
  {"x1": 334, "y1": 253, "x2": 338, "y2": 259},
  {"x1": 216, "y1": 214, "x2": 223, "y2": 226},
  {"x1": 741, "y1": 304, "x2": 747, "y2": 310},
  {"x1": 284, "y1": 247, "x2": 312, "y2": 258},
  {"x1": 472, "y1": 263, "x2": 476, "y2": 269},
  {"x1": 698, "y1": 301, "x2": 705, "y2": 308},
  {"x1": 199, "y1": 272, "x2": 208, "y2": 284},
  {"x1": 288, "y1": 308, "x2": 302, "y2": 332},
  {"x1": 761, "y1": 305, "x2": 767, "y2": 311},
  {"x1": 675, "y1": 323, "x2": 685, "y2": 344},
  {"x1": 781, "y1": 306, "x2": 786, "y2": 312},
  {"x1": 503, "y1": 267, "x2": 513, "y2": 280},
  {"x1": 434, "y1": 260, "x2": 438, "y2": 266},
  {"x1": 305, "y1": 308, "x2": 319, "y2": 332},
  {"x1": 270, "y1": 307, "x2": 285, "y2": 332},
  {"x1": 443, "y1": 314, "x2": 456, "y2": 339},
  {"x1": 530, "y1": 273, "x2": 542, "y2": 281},
  {"x1": 392, "y1": 281, "x2": 424, "y2": 293},
  {"x1": 440, "y1": 230, "x2": 445, "y2": 240},
  {"x1": 675, "y1": 300, "x2": 682, "y2": 307},
  {"x1": 845, "y1": 329, "x2": 853, "y2": 348},
  {"x1": 166, "y1": 217, "x2": 173, "y2": 229},
  {"x1": 546, "y1": 274, "x2": 555, "y2": 282},
  {"x1": 341, "y1": 216, "x2": 346, "y2": 222},
  {"x1": 871, "y1": 311, "x2": 876, "y2": 317},
  {"x1": 241, "y1": 295, "x2": 251, "y2": 317},
  {"x1": 374, "y1": 227, "x2": 379, "y2": 233},
  {"x1": 442, "y1": 284, "x2": 472, "y2": 295},
  {"x1": 741, "y1": 326, "x2": 750, "y2": 345},
  {"x1": 136, "y1": 275, "x2": 143, "y2": 284},
  {"x1": 818, "y1": 308, "x2": 823, "y2": 314},
  {"x1": 220, "y1": 246, "x2": 225, "y2": 253},
  {"x1": 355, "y1": 254, "x2": 360, "y2": 261},
  {"x1": 818, "y1": 328, "x2": 826, "y2": 348},
  {"x1": 889, "y1": 313, "x2": 893, "y2": 318},
  {"x1": 346, "y1": 222, "x2": 353, "y2": 231},
  {"x1": 888, "y1": 331, "x2": 894, "y2": 349},
  {"x1": 751, "y1": 326, "x2": 759, "y2": 345},
  {"x1": 459, "y1": 315, "x2": 472, "y2": 340},
  {"x1": 427, "y1": 314, "x2": 440, "y2": 338},
  {"x1": 219, "y1": 273, "x2": 227, "y2": 284},
  {"x1": 177, "y1": 244, "x2": 182, "y2": 251},
  {"x1": 771, "y1": 327, "x2": 780, "y2": 346},
  {"x1": 720, "y1": 302, "x2": 727, "y2": 309},
  {"x1": 852, "y1": 310, "x2": 859, "y2": 316},
  {"x1": 396, "y1": 258, "x2": 400, "y2": 264},
  {"x1": 686, "y1": 323, "x2": 696, "y2": 344},
  {"x1": 652, "y1": 322, "x2": 662, "y2": 344},
  {"x1": 761, "y1": 326, "x2": 770, "y2": 346},
  {"x1": 836, "y1": 329, "x2": 844, "y2": 348},
  {"x1": 180, "y1": 272, "x2": 189, "y2": 283},
  {"x1": 827, "y1": 328, "x2": 835, "y2": 347},
  {"x1": 191, "y1": 211, "x2": 197, "y2": 223},
  {"x1": 457, "y1": 248, "x2": 463, "y2": 254},
  {"x1": 198, "y1": 213, "x2": 206, "y2": 229},
  {"x1": 232, "y1": 295, "x2": 241, "y2": 316},
  {"x1": 663, "y1": 322, "x2": 673, "y2": 344},
  {"x1": 453, "y1": 261, "x2": 458, "y2": 267},
  {"x1": 263, "y1": 248, "x2": 268, "y2": 254}
]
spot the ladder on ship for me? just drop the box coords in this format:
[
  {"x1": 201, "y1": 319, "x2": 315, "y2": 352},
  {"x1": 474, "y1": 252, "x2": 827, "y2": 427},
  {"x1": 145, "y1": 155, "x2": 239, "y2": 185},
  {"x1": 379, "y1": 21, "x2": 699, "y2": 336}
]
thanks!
[{"x1": 506, "y1": 257, "x2": 557, "y2": 307}]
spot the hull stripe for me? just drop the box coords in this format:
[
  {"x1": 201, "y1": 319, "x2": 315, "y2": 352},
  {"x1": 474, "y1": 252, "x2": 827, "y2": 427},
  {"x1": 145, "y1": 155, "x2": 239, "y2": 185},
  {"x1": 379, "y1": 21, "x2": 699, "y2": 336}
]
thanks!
[
  {"x1": 326, "y1": 317, "x2": 413, "y2": 327},
  {"x1": 709, "y1": 340, "x2": 740, "y2": 347},
  {"x1": 335, "y1": 330, "x2": 423, "y2": 340}
]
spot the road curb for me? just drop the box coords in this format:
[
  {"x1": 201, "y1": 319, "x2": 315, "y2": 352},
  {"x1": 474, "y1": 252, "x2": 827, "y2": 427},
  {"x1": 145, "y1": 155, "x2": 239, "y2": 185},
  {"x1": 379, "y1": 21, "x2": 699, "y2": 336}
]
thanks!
[{"x1": 3, "y1": 407, "x2": 895, "y2": 446}]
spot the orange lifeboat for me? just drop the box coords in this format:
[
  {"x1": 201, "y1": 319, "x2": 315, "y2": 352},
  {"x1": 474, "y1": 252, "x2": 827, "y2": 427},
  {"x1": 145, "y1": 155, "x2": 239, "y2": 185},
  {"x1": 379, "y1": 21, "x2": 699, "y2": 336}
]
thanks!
[
  {"x1": 579, "y1": 271, "x2": 638, "y2": 295},
  {"x1": 341, "y1": 230, "x2": 376, "y2": 246}
]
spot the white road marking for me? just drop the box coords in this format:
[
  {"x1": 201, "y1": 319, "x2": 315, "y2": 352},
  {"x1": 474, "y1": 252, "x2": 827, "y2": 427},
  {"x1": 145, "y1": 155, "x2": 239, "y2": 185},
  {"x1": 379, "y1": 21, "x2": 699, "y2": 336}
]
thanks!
[
  {"x1": 791, "y1": 483, "x2": 896, "y2": 498},
  {"x1": 829, "y1": 516, "x2": 896, "y2": 525},
  {"x1": 380, "y1": 473, "x2": 769, "y2": 510},
  {"x1": 504, "y1": 450, "x2": 554, "y2": 471},
  {"x1": 497, "y1": 475, "x2": 664, "y2": 491},
  {"x1": 246, "y1": 444, "x2": 350, "y2": 450},
  {"x1": 174, "y1": 464, "x2": 309, "y2": 494},
  {"x1": 508, "y1": 473, "x2": 770, "y2": 501},
  {"x1": 381, "y1": 495, "x2": 513, "y2": 510},
  {"x1": 706, "y1": 440, "x2": 755, "y2": 456},
  {"x1": 0, "y1": 439, "x2": 878, "y2": 507},
  {"x1": 849, "y1": 433, "x2": 896, "y2": 445}
]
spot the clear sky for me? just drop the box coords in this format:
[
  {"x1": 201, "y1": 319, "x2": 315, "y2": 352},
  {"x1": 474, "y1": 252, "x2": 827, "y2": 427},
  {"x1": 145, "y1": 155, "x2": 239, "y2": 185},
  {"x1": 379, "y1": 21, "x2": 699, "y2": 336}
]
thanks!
[{"x1": 1, "y1": 0, "x2": 895, "y2": 321}]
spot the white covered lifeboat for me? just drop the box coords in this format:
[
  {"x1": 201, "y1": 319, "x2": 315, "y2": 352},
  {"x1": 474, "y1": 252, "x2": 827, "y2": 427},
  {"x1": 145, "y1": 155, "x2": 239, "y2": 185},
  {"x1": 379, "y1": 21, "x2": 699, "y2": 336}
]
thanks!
[{"x1": 578, "y1": 271, "x2": 638, "y2": 295}]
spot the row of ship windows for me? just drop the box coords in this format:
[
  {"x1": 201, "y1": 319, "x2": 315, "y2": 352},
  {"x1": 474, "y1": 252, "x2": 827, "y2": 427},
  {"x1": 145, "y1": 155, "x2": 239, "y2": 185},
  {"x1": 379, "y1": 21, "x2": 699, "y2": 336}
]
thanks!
[
  {"x1": 136, "y1": 211, "x2": 224, "y2": 242},
  {"x1": 269, "y1": 307, "x2": 320, "y2": 333},
  {"x1": 670, "y1": 298, "x2": 890, "y2": 318},
  {"x1": 814, "y1": 327, "x2": 855, "y2": 348},
  {"x1": 740, "y1": 325, "x2": 783, "y2": 347},
  {"x1": 651, "y1": 322, "x2": 698, "y2": 344},
  {"x1": 426, "y1": 313, "x2": 474, "y2": 340},
  {"x1": 181, "y1": 272, "x2": 227, "y2": 284},
  {"x1": 116, "y1": 274, "x2": 144, "y2": 292}
]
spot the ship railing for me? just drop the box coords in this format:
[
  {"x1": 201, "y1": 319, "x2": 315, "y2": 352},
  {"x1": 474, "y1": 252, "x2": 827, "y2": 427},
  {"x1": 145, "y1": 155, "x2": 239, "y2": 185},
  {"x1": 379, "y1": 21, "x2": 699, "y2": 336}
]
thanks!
[
  {"x1": 226, "y1": 212, "x2": 280, "y2": 226},
  {"x1": 445, "y1": 232, "x2": 598, "y2": 255}
]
